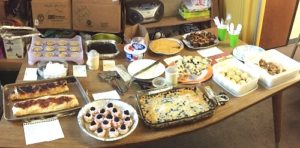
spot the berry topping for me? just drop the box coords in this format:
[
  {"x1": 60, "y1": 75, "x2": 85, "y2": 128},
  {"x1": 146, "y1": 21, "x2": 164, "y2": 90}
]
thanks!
[
  {"x1": 125, "y1": 117, "x2": 131, "y2": 121},
  {"x1": 90, "y1": 107, "x2": 96, "y2": 111},
  {"x1": 97, "y1": 128, "x2": 103, "y2": 133},
  {"x1": 110, "y1": 128, "x2": 116, "y2": 132},
  {"x1": 112, "y1": 108, "x2": 118, "y2": 113},
  {"x1": 120, "y1": 124, "x2": 126, "y2": 130},
  {"x1": 107, "y1": 103, "x2": 113, "y2": 108},
  {"x1": 90, "y1": 121, "x2": 96, "y2": 126},
  {"x1": 124, "y1": 110, "x2": 129, "y2": 115},
  {"x1": 100, "y1": 108, "x2": 105, "y2": 113},
  {"x1": 85, "y1": 113, "x2": 91, "y2": 117},
  {"x1": 107, "y1": 114, "x2": 113, "y2": 119},
  {"x1": 103, "y1": 120, "x2": 109, "y2": 125},
  {"x1": 114, "y1": 117, "x2": 120, "y2": 122},
  {"x1": 96, "y1": 114, "x2": 102, "y2": 119}
]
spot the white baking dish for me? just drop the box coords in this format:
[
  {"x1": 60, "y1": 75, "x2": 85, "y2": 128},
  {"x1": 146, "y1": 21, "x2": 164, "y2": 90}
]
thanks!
[
  {"x1": 213, "y1": 58, "x2": 259, "y2": 97},
  {"x1": 244, "y1": 49, "x2": 300, "y2": 89}
]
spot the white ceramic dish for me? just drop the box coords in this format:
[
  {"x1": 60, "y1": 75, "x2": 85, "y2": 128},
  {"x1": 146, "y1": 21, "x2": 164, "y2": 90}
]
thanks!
[
  {"x1": 212, "y1": 58, "x2": 259, "y2": 97},
  {"x1": 232, "y1": 45, "x2": 265, "y2": 62},
  {"x1": 127, "y1": 59, "x2": 165, "y2": 80},
  {"x1": 244, "y1": 49, "x2": 300, "y2": 89},
  {"x1": 77, "y1": 99, "x2": 139, "y2": 142}
]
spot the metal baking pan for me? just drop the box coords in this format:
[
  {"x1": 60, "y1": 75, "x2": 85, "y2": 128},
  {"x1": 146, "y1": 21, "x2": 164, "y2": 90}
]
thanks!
[
  {"x1": 136, "y1": 85, "x2": 217, "y2": 129},
  {"x1": 2, "y1": 76, "x2": 91, "y2": 121},
  {"x1": 85, "y1": 40, "x2": 120, "y2": 59}
]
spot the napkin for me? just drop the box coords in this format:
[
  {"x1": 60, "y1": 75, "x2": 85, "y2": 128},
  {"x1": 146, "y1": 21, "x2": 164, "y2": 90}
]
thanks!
[
  {"x1": 92, "y1": 90, "x2": 121, "y2": 100},
  {"x1": 164, "y1": 55, "x2": 183, "y2": 65},
  {"x1": 23, "y1": 118, "x2": 64, "y2": 145},
  {"x1": 103, "y1": 60, "x2": 116, "y2": 71},
  {"x1": 23, "y1": 68, "x2": 38, "y2": 81},
  {"x1": 73, "y1": 65, "x2": 87, "y2": 77},
  {"x1": 197, "y1": 47, "x2": 223, "y2": 57}
]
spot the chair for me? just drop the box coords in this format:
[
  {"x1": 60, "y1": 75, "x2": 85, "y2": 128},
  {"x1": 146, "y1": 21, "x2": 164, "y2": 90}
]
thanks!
[{"x1": 291, "y1": 33, "x2": 300, "y2": 58}]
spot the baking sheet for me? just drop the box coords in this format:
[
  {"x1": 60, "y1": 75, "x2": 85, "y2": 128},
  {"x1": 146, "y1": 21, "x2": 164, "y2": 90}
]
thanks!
[
  {"x1": 2, "y1": 76, "x2": 90, "y2": 121},
  {"x1": 136, "y1": 85, "x2": 217, "y2": 128}
]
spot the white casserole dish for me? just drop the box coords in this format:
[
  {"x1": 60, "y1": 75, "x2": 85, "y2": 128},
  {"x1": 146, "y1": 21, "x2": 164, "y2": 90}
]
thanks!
[
  {"x1": 244, "y1": 49, "x2": 300, "y2": 89},
  {"x1": 213, "y1": 58, "x2": 259, "y2": 97}
]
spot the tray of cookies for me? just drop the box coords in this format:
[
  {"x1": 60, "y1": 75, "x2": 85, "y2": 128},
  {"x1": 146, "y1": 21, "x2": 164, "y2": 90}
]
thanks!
[
  {"x1": 136, "y1": 85, "x2": 217, "y2": 128},
  {"x1": 2, "y1": 76, "x2": 90, "y2": 121},
  {"x1": 77, "y1": 99, "x2": 139, "y2": 141},
  {"x1": 28, "y1": 35, "x2": 84, "y2": 65}
]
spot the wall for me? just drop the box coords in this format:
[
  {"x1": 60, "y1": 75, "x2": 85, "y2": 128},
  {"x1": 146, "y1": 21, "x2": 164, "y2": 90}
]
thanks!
[
  {"x1": 290, "y1": 1, "x2": 300, "y2": 39},
  {"x1": 221, "y1": 0, "x2": 265, "y2": 45}
]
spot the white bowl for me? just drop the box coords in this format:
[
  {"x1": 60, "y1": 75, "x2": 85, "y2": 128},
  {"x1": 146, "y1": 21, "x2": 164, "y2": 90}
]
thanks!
[
  {"x1": 244, "y1": 49, "x2": 300, "y2": 89},
  {"x1": 212, "y1": 58, "x2": 259, "y2": 97}
]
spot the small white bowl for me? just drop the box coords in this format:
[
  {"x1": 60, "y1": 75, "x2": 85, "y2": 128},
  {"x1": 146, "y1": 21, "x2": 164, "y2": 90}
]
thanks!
[{"x1": 152, "y1": 77, "x2": 166, "y2": 88}]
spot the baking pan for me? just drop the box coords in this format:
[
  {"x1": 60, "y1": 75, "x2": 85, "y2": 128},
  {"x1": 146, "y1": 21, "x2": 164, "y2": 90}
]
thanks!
[
  {"x1": 86, "y1": 40, "x2": 120, "y2": 59},
  {"x1": 136, "y1": 85, "x2": 217, "y2": 129},
  {"x1": 2, "y1": 76, "x2": 90, "y2": 121}
]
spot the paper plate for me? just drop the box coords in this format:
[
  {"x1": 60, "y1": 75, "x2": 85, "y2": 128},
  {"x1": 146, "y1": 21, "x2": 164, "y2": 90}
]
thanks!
[
  {"x1": 127, "y1": 59, "x2": 165, "y2": 80},
  {"x1": 77, "y1": 99, "x2": 139, "y2": 141},
  {"x1": 233, "y1": 45, "x2": 265, "y2": 62}
]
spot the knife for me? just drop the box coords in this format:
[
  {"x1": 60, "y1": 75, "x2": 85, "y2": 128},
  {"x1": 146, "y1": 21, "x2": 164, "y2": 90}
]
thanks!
[{"x1": 127, "y1": 60, "x2": 160, "y2": 87}]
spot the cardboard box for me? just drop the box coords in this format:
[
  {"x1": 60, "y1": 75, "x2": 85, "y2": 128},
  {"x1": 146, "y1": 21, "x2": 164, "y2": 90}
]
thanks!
[
  {"x1": 72, "y1": 0, "x2": 122, "y2": 33},
  {"x1": 0, "y1": 0, "x2": 5, "y2": 19},
  {"x1": 31, "y1": 0, "x2": 72, "y2": 29},
  {"x1": 124, "y1": 24, "x2": 150, "y2": 45},
  {"x1": 3, "y1": 38, "x2": 24, "y2": 59}
]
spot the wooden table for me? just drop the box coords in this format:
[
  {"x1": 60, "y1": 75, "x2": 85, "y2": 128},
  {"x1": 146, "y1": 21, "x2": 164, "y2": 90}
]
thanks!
[{"x1": 0, "y1": 30, "x2": 299, "y2": 147}]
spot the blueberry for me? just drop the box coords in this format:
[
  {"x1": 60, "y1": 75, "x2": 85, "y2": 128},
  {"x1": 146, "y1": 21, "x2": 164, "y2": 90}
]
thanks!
[
  {"x1": 85, "y1": 113, "x2": 91, "y2": 117},
  {"x1": 107, "y1": 103, "x2": 113, "y2": 108},
  {"x1": 97, "y1": 128, "x2": 103, "y2": 133},
  {"x1": 90, "y1": 107, "x2": 96, "y2": 111}
]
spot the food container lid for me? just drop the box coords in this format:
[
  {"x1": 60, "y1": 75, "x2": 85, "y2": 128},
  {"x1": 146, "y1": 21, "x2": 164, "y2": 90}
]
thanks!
[{"x1": 124, "y1": 43, "x2": 147, "y2": 55}]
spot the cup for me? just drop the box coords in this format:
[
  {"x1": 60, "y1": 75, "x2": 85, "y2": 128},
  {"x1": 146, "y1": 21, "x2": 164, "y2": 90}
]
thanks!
[
  {"x1": 229, "y1": 33, "x2": 239, "y2": 48},
  {"x1": 165, "y1": 66, "x2": 178, "y2": 86},
  {"x1": 86, "y1": 50, "x2": 100, "y2": 70},
  {"x1": 217, "y1": 27, "x2": 227, "y2": 41}
]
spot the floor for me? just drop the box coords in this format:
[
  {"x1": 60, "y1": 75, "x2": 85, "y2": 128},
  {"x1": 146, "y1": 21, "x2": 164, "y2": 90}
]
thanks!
[{"x1": 124, "y1": 44, "x2": 300, "y2": 148}]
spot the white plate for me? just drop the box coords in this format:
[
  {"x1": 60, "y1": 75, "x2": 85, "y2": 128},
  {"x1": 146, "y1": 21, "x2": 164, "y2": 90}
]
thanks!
[
  {"x1": 77, "y1": 99, "x2": 139, "y2": 142},
  {"x1": 182, "y1": 31, "x2": 219, "y2": 50},
  {"x1": 233, "y1": 45, "x2": 265, "y2": 62},
  {"x1": 127, "y1": 59, "x2": 165, "y2": 80}
]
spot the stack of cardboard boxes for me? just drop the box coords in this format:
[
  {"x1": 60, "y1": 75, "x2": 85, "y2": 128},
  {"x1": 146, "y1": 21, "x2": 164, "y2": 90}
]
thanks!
[{"x1": 31, "y1": 0, "x2": 122, "y2": 33}]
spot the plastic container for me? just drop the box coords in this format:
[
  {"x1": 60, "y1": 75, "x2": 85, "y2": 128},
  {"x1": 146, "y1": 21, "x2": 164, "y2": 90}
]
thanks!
[
  {"x1": 212, "y1": 58, "x2": 259, "y2": 97},
  {"x1": 124, "y1": 43, "x2": 147, "y2": 61},
  {"x1": 244, "y1": 49, "x2": 300, "y2": 89}
]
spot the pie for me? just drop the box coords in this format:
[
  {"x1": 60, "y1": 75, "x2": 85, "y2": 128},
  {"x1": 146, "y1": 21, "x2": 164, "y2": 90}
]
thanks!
[
  {"x1": 44, "y1": 52, "x2": 54, "y2": 57},
  {"x1": 70, "y1": 47, "x2": 80, "y2": 52},
  {"x1": 33, "y1": 46, "x2": 43, "y2": 52},
  {"x1": 139, "y1": 87, "x2": 210, "y2": 124},
  {"x1": 149, "y1": 38, "x2": 182, "y2": 55},
  {"x1": 9, "y1": 80, "x2": 69, "y2": 101},
  {"x1": 12, "y1": 94, "x2": 79, "y2": 116}
]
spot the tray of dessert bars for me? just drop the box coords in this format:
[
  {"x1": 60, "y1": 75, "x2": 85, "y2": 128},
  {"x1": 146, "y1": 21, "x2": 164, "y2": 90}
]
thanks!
[
  {"x1": 136, "y1": 85, "x2": 218, "y2": 129},
  {"x1": 28, "y1": 35, "x2": 84, "y2": 65}
]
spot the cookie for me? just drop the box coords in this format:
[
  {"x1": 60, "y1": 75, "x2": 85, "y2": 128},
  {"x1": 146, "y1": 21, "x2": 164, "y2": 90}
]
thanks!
[
  {"x1": 33, "y1": 46, "x2": 43, "y2": 52},
  {"x1": 34, "y1": 40, "x2": 42, "y2": 46},
  {"x1": 70, "y1": 52, "x2": 79, "y2": 57},
  {"x1": 32, "y1": 52, "x2": 42, "y2": 57},
  {"x1": 45, "y1": 46, "x2": 55, "y2": 52},
  {"x1": 70, "y1": 41, "x2": 79, "y2": 46},
  {"x1": 46, "y1": 40, "x2": 55, "y2": 46},
  {"x1": 58, "y1": 52, "x2": 68, "y2": 58},
  {"x1": 44, "y1": 52, "x2": 54, "y2": 57},
  {"x1": 57, "y1": 46, "x2": 67, "y2": 52},
  {"x1": 58, "y1": 40, "x2": 67, "y2": 46},
  {"x1": 70, "y1": 47, "x2": 80, "y2": 52}
]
